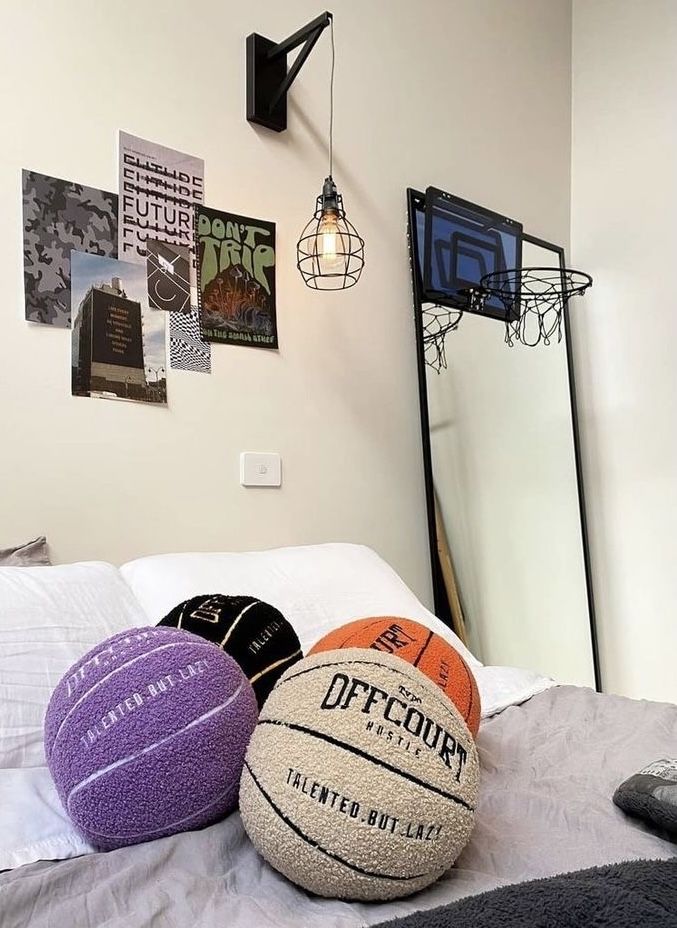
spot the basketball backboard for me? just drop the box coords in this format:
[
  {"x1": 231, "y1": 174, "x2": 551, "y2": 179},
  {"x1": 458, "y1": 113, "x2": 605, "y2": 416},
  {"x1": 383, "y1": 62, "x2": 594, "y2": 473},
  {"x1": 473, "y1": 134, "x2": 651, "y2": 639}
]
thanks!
[{"x1": 422, "y1": 187, "x2": 522, "y2": 322}]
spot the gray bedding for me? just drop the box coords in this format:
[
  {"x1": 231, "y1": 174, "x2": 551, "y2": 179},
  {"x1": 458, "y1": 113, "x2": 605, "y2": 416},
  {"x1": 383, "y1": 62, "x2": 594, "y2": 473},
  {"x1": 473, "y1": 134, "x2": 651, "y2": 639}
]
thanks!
[{"x1": 1, "y1": 686, "x2": 674, "y2": 928}]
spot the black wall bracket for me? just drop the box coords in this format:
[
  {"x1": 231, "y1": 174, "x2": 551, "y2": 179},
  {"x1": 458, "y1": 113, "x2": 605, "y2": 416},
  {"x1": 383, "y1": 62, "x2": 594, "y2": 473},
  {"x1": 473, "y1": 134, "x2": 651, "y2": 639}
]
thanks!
[{"x1": 246, "y1": 11, "x2": 332, "y2": 132}]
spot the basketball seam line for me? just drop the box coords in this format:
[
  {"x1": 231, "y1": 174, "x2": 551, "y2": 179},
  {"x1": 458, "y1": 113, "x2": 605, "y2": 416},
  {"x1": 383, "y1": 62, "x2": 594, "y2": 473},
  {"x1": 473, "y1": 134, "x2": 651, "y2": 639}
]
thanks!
[
  {"x1": 65, "y1": 681, "x2": 246, "y2": 808},
  {"x1": 256, "y1": 719, "x2": 475, "y2": 810},
  {"x1": 220, "y1": 601, "x2": 259, "y2": 648},
  {"x1": 249, "y1": 649, "x2": 303, "y2": 685},
  {"x1": 412, "y1": 629, "x2": 434, "y2": 668},
  {"x1": 242, "y1": 761, "x2": 436, "y2": 882},
  {"x1": 412, "y1": 630, "x2": 474, "y2": 722},
  {"x1": 464, "y1": 658, "x2": 475, "y2": 723},
  {"x1": 275, "y1": 659, "x2": 463, "y2": 726},
  {"x1": 81, "y1": 779, "x2": 239, "y2": 841},
  {"x1": 50, "y1": 639, "x2": 221, "y2": 753}
]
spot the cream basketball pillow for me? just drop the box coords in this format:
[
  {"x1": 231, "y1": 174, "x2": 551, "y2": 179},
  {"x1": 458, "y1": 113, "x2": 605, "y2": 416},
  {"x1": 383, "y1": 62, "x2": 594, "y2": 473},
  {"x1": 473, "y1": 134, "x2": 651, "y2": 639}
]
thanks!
[{"x1": 240, "y1": 648, "x2": 479, "y2": 901}]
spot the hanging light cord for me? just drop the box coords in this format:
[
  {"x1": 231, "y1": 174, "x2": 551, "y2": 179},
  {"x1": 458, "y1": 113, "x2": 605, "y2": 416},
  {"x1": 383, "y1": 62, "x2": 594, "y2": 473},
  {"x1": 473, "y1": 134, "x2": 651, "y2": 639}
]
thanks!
[{"x1": 328, "y1": 15, "x2": 335, "y2": 179}]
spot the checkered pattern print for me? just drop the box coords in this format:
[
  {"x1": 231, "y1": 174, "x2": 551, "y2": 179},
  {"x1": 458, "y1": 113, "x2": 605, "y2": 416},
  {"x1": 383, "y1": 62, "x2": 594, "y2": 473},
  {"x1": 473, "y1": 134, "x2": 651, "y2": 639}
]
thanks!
[{"x1": 169, "y1": 306, "x2": 211, "y2": 373}]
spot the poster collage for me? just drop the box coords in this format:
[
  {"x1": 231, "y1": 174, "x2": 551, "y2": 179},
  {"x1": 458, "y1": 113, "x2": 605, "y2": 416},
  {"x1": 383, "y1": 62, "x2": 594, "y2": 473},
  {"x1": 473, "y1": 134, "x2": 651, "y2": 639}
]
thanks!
[{"x1": 22, "y1": 133, "x2": 278, "y2": 407}]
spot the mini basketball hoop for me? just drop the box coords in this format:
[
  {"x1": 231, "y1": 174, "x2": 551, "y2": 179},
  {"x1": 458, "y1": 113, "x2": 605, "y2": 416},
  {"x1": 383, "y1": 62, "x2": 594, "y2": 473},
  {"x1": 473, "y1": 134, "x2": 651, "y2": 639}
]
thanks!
[
  {"x1": 422, "y1": 303, "x2": 463, "y2": 372},
  {"x1": 477, "y1": 266, "x2": 593, "y2": 347},
  {"x1": 408, "y1": 186, "x2": 594, "y2": 365}
]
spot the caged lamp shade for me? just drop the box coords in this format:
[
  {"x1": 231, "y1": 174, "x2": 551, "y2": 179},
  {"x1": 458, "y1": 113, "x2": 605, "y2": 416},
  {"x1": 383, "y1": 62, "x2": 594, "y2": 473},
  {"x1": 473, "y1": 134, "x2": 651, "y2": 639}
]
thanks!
[
  {"x1": 245, "y1": 11, "x2": 365, "y2": 290},
  {"x1": 297, "y1": 176, "x2": 365, "y2": 290}
]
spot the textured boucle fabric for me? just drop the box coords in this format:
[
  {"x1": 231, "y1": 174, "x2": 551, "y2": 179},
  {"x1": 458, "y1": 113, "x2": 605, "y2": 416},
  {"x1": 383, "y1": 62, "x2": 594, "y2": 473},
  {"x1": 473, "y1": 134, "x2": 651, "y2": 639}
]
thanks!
[
  {"x1": 370, "y1": 858, "x2": 677, "y2": 928},
  {"x1": 310, "y1": 616, "x2": 481, "y2": 735},
  {"x1": 240, "y1": 648, "x2": 479, "y2": 901},
  {"x1": 158, "y1": 594, "x2": 302, "y2": 707},
  {"x1": 45, "y1": 626, "x2": 258, "y2": 850}
]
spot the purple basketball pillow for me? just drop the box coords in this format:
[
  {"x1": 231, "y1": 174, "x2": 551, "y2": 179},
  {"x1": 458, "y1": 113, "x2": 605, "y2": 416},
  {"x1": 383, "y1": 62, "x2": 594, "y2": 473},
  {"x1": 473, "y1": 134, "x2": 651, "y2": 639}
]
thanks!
[{"x1": 45, "y1": 626, "x2": 258, "y2": 850}]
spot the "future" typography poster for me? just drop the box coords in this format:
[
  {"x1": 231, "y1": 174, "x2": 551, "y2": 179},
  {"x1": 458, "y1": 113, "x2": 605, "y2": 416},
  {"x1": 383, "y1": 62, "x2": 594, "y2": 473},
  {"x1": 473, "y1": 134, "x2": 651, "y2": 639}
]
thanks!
[{"x1": 118, "y1": 131, "x2": 204, "y2": 304}]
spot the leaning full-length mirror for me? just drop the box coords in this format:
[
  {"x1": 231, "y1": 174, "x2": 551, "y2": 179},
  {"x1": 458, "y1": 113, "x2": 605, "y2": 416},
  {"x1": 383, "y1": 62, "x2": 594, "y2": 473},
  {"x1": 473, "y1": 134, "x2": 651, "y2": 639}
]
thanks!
[{"x1": 409, "y1": 188, "x2": 599, "y2": 688}]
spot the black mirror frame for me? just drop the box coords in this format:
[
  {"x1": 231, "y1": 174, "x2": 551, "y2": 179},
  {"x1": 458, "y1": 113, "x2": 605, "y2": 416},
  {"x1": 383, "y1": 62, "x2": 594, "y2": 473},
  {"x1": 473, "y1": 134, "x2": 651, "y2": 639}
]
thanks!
[{"x1": 407, "y1": 187, "x2": 602, "y2": 692}]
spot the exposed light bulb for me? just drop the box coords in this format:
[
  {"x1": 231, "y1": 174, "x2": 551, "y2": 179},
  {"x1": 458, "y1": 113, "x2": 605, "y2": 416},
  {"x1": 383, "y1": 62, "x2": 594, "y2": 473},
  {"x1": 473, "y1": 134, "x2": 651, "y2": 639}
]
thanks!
[
  {"x1": 297, "y1": 176, "x2": 364, "y2": 289},
  {"x1": 316, "y1": 210, "x2": 342, "y2": 272}
]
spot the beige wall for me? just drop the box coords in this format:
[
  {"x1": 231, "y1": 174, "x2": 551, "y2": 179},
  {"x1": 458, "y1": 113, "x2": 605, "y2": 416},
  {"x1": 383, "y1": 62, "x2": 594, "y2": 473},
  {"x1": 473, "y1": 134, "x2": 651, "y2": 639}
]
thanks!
[
  {"x1": 571, "y1": 0, "x2": 677, "y2": 702},
  {"x1": 0, "y1": 0, "x2": 573, "y2": 607}
]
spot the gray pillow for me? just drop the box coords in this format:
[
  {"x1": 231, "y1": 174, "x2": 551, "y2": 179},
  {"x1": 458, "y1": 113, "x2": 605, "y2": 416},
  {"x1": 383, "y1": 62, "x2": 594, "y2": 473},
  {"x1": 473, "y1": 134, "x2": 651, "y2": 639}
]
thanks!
[
  {"x1": 0, "y1": 536, "x2": 51, "y2": 566},
  {"x1": 614, "y1": 758, "x2": 677, "y2": 835}
]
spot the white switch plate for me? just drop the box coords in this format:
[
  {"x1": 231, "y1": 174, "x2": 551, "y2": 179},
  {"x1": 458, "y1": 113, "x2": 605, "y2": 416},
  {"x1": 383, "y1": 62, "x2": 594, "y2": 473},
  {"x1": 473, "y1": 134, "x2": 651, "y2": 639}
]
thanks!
[{"x1": 240, "y1": 452, "x2": 282, "y2": 487}]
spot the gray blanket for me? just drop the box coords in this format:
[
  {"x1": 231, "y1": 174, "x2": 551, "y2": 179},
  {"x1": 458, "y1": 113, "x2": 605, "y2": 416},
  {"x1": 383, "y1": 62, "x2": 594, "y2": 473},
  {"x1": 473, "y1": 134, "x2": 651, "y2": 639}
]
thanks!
[
  {"x1": 0, "y1": 686, "x2": 675, "y2": 928},
  {"x1": 372, "y1": 859, "x2": 677, "y2": 927}
]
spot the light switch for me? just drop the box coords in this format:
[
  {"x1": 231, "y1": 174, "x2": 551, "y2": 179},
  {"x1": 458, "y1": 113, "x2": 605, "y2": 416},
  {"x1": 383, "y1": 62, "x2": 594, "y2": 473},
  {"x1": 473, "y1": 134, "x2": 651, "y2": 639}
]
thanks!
[{"x1": 240, "y1": 452, "x2": 282, "y2": 487}]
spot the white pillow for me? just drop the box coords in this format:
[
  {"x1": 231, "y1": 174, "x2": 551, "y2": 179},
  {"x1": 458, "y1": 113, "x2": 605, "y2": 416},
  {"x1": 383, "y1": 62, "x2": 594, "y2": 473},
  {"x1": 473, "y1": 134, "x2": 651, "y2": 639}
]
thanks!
[
  {"x1": 120, "y1": 542, "x2": 480, "y2": 668},
  {"x1": 473, "y1": 665, "x2": 555, "y2": 717},
  {"x1": 0, "y1": 562, "x2": 147, "y2": 769}
]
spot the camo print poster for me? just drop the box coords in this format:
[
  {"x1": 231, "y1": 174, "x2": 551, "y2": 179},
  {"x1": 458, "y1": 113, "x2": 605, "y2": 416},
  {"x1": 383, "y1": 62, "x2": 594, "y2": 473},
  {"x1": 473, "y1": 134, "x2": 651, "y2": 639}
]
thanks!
[
  {"x1": 196, "y1": 205, "x2": 278, "y2": 349},
  {"x1": 22, "y1": 170, "x2": 118, "y2": 327},
  {"x1": 118, "y1": 132, "x2": 204, "y2": 303}
]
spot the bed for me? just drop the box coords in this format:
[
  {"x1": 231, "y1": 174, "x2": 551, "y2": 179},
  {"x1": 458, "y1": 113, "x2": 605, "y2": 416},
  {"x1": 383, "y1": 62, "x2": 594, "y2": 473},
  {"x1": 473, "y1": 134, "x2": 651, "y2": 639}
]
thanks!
[{"x1": 0, "y1": 544, "x2": 674, "y2": 927}]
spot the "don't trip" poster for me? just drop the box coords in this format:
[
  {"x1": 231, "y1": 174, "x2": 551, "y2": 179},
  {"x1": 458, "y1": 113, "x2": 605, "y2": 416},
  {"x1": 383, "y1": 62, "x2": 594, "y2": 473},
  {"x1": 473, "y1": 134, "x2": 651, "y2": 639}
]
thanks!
[{"x1": 195, "y1": 205, "x2": 277, "y2": 349}]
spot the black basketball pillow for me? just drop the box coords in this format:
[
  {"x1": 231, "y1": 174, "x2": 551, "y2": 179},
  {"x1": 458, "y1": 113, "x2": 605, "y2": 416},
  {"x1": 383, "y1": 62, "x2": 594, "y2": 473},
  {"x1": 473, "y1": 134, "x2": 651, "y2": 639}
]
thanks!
[{"x1": 158, "y1": 594, "x2": 303, "y2": 707}]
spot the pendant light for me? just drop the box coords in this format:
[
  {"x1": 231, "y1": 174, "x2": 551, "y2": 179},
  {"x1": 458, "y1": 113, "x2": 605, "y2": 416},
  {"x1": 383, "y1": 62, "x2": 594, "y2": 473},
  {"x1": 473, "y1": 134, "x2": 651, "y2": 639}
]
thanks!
[
  {"x1": 296, "y1": 18, "x2": 364, "y2": 290},
  {"x1": 246, "y1": 12, "x2": 365, "y2": 291}
]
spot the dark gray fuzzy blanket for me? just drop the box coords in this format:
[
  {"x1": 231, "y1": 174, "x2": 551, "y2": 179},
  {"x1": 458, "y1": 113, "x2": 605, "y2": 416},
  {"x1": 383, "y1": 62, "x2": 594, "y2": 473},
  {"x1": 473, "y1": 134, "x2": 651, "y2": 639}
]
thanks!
[{"x1": 373, "y1": 858, "x2": 677, "y2": 928}]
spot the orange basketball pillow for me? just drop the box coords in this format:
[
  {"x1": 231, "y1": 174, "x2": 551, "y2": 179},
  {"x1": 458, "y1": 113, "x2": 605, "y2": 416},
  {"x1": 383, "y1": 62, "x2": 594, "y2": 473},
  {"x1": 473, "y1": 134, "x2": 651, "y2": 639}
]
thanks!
[{"x1": 310, "y1": 616, "x2": 480, "y2": 736}]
